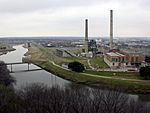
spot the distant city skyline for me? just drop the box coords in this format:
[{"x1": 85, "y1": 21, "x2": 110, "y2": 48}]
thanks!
[{"x1": 0, "y1": 0, "x2": 150, "y2": 38}]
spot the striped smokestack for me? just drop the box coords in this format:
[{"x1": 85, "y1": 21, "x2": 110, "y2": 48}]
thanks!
[{"x1": 110, "y1": 10, "x2": 113, "y2": 50}]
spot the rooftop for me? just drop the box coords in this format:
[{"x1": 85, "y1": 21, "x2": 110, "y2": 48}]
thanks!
[{"x1": 106, "y1": 52, "x2": 125, "y2": 57}]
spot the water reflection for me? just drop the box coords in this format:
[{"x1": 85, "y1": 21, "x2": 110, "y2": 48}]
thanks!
[
  {"x1": 0, "y1": 45, "x2": 70, "y2": 89},
  {"x1": 11, "y1": 69, "x2": 70, "y2": 89}
]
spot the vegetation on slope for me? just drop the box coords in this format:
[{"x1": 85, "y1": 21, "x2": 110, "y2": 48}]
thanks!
[
  {"x1": 89, "y1": 56, "x2": 109, "y2": 69},
  {"x1": 27, "y1": 44, "x2": 150, "y2": 94},
  {"x1": 0, "y1": 44, "x2": 15, "y2": 52},
  {"x1": 28, "y1": 44, "x2": 90, "y2": 68},
  {"x1": 0, "y1": 61, "x2": 15, "y2": 86}
]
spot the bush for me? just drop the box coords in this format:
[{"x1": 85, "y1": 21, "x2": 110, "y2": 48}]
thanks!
[
  {"x1": 140, "y1": 66, "x2": 150, "y2": 80},
  {"x1": 68, "y1": 61, "x2": 85, "y2": 72},
  {"x1": 0, "y1": 61, "x2": 15, "y2": 86}
]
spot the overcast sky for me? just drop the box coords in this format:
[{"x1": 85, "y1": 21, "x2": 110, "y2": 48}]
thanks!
[{"x1": 0, "y1": 0, "x2": 150, "y2": 37}]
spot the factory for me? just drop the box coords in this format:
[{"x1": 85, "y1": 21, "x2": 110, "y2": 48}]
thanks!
[
  {"x1": 104, "y1": 49, "x2": 145, "y2": 68},
  {"x1": 80, "y1": 10, "x2": 145, "y2": 69},
  {"x1": 81, "y1": 19, "x2": 98, "y2": 58},
  {"x1": 104, "y1": 10, "x2": 145, "y2": 69}
]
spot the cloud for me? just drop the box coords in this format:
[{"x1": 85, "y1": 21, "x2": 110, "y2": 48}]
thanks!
[
  {"x1": 0, "y1": 0, "x2": 103, "y2": 13},
  {"x1": 0, "y1": 0, "x2": 150, "y2": 37}
]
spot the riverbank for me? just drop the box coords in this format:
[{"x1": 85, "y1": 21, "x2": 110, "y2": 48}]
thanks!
[
  {"x1": 0, "y1": 44, "x2": 16, "y2": 55},
  {"x1": 0, "y1": 48, "x2": 16, "y2": 52},
  {"x1": 27, "y1": 44, "x2": 150, "y2": 94},
  {"x1": 0, "y1": 48, "x2": 16, "y2": 56}
]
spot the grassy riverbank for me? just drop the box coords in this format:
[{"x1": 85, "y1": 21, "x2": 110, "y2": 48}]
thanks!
[
  {"x1": 27, "y1": 44, "x2": 150, "y2": 94},
  {"x1": 85, "y1": 70, "x2": 141, "y2": 79},
  {"x1": 0, "y1": 44, "x2": 16, "y2": 53}
]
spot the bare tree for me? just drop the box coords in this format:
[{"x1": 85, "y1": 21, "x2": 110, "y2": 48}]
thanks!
[
  {"x1": 100, "y1": 88, "x2": 128, "y2": 113},
  {"x1": 127, "y1": 99, "x2": 148, "y2": 113},
  {"x1": 64, "y1": 87, "x2": 92, "y2": 113},
  {"x1": 1, "y1": 83, "x2": 149, "y2": 113},
  {"x1": 0, "y1": 85, "x2": 20, "y2": 113}
]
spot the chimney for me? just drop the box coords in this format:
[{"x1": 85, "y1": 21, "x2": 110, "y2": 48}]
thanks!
[
  {"x1": 110, "y1": 10, "x2": 113, "y2": 50},
  {"x1": 85, "y1": 19, "x2": 89, "y2": 53}
]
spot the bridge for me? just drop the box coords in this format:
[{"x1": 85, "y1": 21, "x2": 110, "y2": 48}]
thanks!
[{"x1": 5, "y1": 62, "x2": 42, "y2": 73}]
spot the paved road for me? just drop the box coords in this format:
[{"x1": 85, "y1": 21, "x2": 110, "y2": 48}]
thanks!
[
  {"x1": 87, "y1": 59, "x2": 95, "y2": 70},
  {"x1": 49, "y1": 60, "x2": 70, "y2": 71}
]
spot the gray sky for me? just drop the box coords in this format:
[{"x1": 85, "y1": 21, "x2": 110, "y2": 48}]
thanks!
[{"x1": 0, "y1": 0, "x2": 150, "y2": 37}]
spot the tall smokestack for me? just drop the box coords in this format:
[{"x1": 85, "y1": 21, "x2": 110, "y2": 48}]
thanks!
[
  {"x1": 85, "y1": 19, "x2": 89, "y2": 53},
  {"x1": 110, "y1": 10, "x2": 113, "y2": 50}
]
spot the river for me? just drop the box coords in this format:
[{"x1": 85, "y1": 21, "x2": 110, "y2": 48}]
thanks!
[
  {"x1": 0, "y1": 45, "x2": 70, "y2": 89},
  {"x1": 0, "y1": 45, "x2": 150, "y2": 103}
]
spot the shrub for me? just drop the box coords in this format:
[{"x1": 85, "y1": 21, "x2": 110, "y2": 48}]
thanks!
[
  {"x1": 140, "y1": 66, "x2": 150, "y2": 80},
  {"x1": 68, "y1": 61, "x2": 85, "y2": 72},
  {"x1": 0, "y1": 61, "x2": 15, "y2": 86}
]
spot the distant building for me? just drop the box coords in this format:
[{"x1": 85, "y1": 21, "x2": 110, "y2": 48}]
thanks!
[
  {"x1": 56, "y1": 49, "x2": 76, "y2": 57},
  {"x1": 27, "y1": 42, "x2": 31, "y2": 47},
  {"x1": 104, "y1": 49, "x2": 145, "y2": 68},
  {"x1": 47, "y1": 43, "x2": 54, "y2": 47},
  {"x1": 81, "y1": 52, "x2": 93, "y2": 58},
  {"x1": 25, "y1": 42, "x2": 31, "y2": 47},
  {"x1": 81, "y1": 19, "x2": 96, "y2": 58},
  {"x1": 81, "y1": 39, "x2": 98, "y2": 58},
  {"x1": 88, "y1": 39, "x2": 97, "y2": 56}
]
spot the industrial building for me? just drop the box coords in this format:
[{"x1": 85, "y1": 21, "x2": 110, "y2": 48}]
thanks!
[
  {"x1": 104, "y1": 10, "x2": 145, "y2": 69},
  {"x1": 81, "y1": 19, "x2": 98, "y2": 57},
  {"x1": 56, "y1": 49, "x2": 76, "y2": 57},
  {"x1": 88, "y1": 39, "x2": 97, "y2": 56},
  {"x1": 104, "y1": 49, "x2": 145, "y2": 68}
]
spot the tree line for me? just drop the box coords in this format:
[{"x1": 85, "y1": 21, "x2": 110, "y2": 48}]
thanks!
[{"x1": 0, "y1": 83, "x2": 149, "y2": 113}]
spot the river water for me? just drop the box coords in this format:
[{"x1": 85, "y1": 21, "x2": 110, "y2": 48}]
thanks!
[
  {"x1": 0, "y1": 45, "x2": 70, "y2": 89},
  {"x1": 0, "y1": 45, "x2": 150, "y2": 103}
]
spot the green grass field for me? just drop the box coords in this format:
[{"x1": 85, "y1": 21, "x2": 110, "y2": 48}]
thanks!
[
  {"x1": 85, "y1": 70, "x2": 141, "y2": 79},
  {"x1": 29, "y1": 45, "x2": 90, "y2": 68},
  {"x1": 89, "y1": 56, "x2": 109, "y2": 68},
  {"x1": 66, "y1": 47, "x2": 83, "y2": 55}
]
